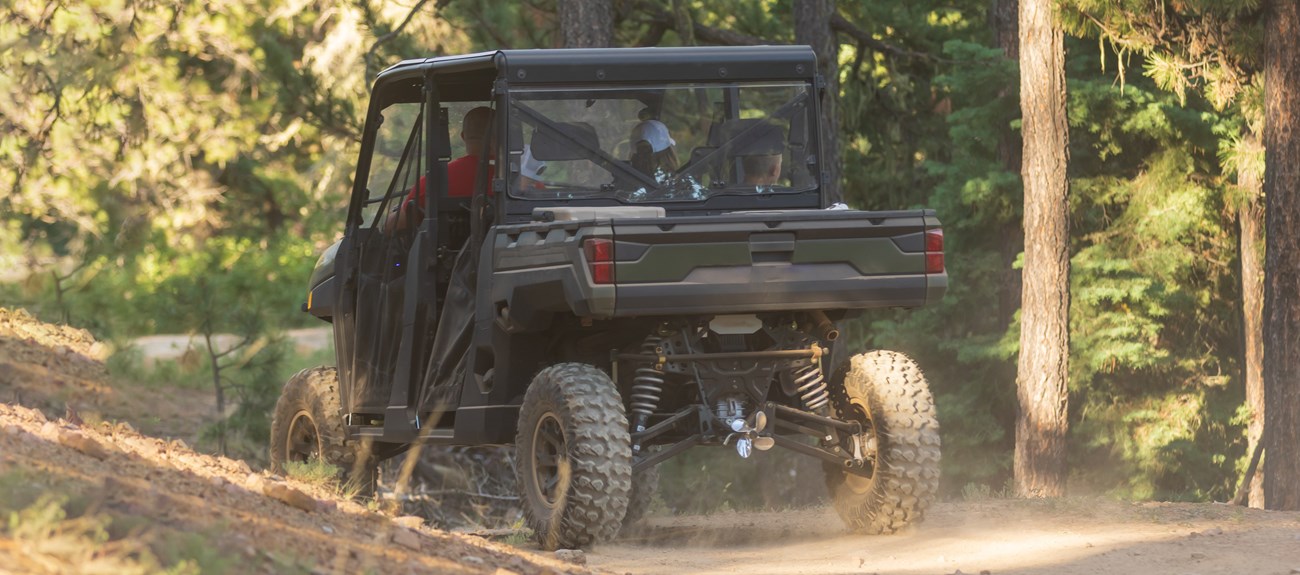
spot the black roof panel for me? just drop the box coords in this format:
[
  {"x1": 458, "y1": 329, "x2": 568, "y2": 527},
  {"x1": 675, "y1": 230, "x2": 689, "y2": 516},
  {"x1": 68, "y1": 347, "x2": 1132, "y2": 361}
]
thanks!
[{"x1": 374, "y1": 46, "x2": 817, "y2": 89}]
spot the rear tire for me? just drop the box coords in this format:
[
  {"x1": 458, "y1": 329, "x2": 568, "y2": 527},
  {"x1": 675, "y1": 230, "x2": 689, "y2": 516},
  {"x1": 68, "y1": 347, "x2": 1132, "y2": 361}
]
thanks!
[
  {"x1": 823, "y1": 351, "x2": 940, "y2": 534},
  {"x1": 621, "y1": 465, "x2": 659, "y2": 531},
  {"x1": 269, "y1": 367, "x2": 377, "y2": 498},
  {"x1": 515, "y1": 363, "x2": 632, "y2": 549}
]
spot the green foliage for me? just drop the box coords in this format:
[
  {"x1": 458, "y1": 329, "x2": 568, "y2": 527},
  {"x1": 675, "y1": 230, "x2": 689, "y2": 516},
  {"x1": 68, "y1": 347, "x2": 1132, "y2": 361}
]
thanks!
[
  {"x1": 836, "y1": 0, "x2": 989, "y2": 210},
  {"x1": 861, "y1": 26, "x2": 1246, "y2": 501},
  {"x1": 0, "y1": 471, "x2": 229, "y2": 574},
  {"x1": 853, "y1": 31, "x2": 1023, "y2": 494},
  {"x1": 1056, "y1": 0, "x2": 1263, "y2": 112},
  {"x1": 283, "y1": 458, "x2": 344, "y2": 489},
  {"x1": 1062, "y1": 65, "x2": 1241, "y2": 500}
]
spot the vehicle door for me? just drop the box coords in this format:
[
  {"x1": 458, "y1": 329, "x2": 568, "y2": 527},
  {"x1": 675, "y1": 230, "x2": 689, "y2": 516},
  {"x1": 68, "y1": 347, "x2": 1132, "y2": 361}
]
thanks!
[{"x1": 336, "y1": 94, "x2": 427, "y2": 418}]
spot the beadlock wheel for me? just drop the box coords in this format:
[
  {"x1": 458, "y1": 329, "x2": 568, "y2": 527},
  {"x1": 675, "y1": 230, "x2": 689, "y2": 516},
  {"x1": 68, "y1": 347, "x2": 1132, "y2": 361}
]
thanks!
[
  {"x1": 515, "y1": 363, "x2": 632, "y2": 550},
  {"x1": 823, "y1": 350, "x2": 941, "y2": 534}
]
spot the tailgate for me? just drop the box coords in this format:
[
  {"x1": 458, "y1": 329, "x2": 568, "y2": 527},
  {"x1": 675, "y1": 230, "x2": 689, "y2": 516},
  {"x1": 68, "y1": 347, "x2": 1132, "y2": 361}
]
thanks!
[{"x1": 610, "y1": 209, "x2": 945, "y2": 316}]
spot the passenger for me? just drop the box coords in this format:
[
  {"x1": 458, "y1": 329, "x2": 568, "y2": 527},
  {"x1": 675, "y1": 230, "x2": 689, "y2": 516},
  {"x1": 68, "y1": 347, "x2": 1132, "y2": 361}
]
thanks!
[
  {"x1": 385, "y1": 106, "x2": 495, "y2": 233},
  {"x1": 742, "y1": 153, "x2": 782, "y2": 186},
  {"x1": 629, "y1": 119, "x2": 679, "y2": 179},
  {"x1": 518, "y1": 145, "x2": 547, "y2": 191}
]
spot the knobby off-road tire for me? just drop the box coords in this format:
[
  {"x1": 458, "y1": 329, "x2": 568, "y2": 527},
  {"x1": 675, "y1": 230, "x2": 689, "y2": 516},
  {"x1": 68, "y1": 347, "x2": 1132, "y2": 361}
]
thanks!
[
  {"x1": 269, "y1": 366, "x2": 378, "y2": 498},
  {"x1": 824, "y1": 350, "x2": 940, "y2": 534},
  {"x1": 620, "y1": 465, "x2": 659, "y2": 531},
  {"x1": 515, "y1": 363, "x2": 632, "y2": 550}
]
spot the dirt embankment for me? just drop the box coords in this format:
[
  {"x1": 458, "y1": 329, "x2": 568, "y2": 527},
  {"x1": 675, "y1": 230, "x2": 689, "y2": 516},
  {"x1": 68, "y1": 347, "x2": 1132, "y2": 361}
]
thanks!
[{"x1": 0, "y1": 308, "x2": 594, "y2": 575}]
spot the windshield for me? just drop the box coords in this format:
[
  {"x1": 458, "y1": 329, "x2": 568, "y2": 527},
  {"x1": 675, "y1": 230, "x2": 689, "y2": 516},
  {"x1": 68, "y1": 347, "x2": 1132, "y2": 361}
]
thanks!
[{"x1": 506, "y1": 81, "x2": 817, "y2": 202}]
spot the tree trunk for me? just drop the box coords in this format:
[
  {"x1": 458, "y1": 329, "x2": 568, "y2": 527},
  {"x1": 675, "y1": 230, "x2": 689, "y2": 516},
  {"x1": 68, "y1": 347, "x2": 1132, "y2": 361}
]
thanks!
[
  {"x1": 558, "y1": 0, "x2": 613, "y2": 48},
  {"x1": 1261, "y1": 0, "x2": 1300, "y2": 512},
  {"x1": 204, "y1": 331, "x2": 227, "y2": 456},
  {"x1": 993, "y1": 0, "x2": 1024, "y2": 330},
  {"x1": 1014, "y1": 0, "x2": 1070, "y2": 498},
  {"x1": 1237, "y1": 129, "x2": 1266, "y2": 508},
  {"x1": 671, "y1": 0, "x2": 695, "y2": 46},
  {"x1": 794, "y1": 0, "x2": 842, "y2": 205}
]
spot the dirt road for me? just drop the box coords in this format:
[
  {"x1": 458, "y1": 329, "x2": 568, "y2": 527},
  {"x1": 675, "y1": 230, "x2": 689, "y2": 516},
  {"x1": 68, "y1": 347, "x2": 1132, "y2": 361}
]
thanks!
[{"x1": 587, "y1": 501, "x2": 1300, "y2": 575}]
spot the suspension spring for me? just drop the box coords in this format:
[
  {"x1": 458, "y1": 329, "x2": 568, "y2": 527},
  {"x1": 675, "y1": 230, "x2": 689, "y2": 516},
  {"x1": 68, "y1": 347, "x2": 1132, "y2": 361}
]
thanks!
[
  {"x1": 793, "y1": 363, "x2": 830, "y2": 411},
  {"x1": 630, "y1": 336, "x2": 666, "y2": 431}
]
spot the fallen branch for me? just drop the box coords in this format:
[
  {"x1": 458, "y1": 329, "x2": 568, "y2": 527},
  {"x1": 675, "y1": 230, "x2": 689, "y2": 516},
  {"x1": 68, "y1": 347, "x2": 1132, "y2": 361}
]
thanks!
[{"x1": 1230, "y1": 425, "x2": 1267, "y2": 506}]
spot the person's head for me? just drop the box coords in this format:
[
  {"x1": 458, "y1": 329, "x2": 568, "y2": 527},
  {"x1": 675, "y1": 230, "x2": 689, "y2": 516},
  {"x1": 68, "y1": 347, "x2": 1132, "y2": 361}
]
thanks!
[
  {"x1": 742, "y1": 153, "x2": 782, "y2": 185},
  {"x1": 629, "y1": 120, "x2": 678, "y2": 177},
  {"x1": 461, "y1": 106, "x2": 495, "y2": 153}
]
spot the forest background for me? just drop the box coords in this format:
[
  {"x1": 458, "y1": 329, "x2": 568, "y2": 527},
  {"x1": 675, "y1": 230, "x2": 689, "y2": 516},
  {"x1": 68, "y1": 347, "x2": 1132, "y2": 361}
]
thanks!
[{"x1": 0, "y1": 0, "x2": 1261, "y2": 507}]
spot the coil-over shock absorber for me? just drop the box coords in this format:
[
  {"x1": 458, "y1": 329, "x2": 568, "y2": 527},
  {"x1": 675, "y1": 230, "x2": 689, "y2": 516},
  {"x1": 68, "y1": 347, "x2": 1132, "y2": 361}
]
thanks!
[
  {"x1": 793, "y1": 362, "x2": 830, "y2": 411},
  {"x1": 630, "y1": 335, "x2": 666, "y2": 435}
]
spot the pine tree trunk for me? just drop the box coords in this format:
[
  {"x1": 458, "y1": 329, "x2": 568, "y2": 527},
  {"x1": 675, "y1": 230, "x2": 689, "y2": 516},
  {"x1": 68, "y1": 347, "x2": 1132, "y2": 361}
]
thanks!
[
  {"x1": 1261, "y1": 0, "x2": 1300, "y2": 512},
  {"x1": 1014, "y1": 0, "x2": 1070, "y2": 498},
  {"x1": 993, "y1": 0, "x2": 1024, "y2": 330},
  {"x1": 1237, "y1": 130, "x2": 1266, "y2": 509},
  {"x1": 794, "y1": 0, "x2": 842, "y2": 205},
  {"x1": 204, "y1": 331, "x2": 228, "y2": 456},
  {"x1": 558, "y1": 0, "x2": 613, "y2": 48}
]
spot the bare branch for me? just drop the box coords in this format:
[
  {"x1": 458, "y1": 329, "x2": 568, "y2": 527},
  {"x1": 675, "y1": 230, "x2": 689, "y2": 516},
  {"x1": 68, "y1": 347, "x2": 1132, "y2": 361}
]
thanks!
[
  {"x1": 465, "y1": 2, "x2": 515, "y2": 49},
  {"x1": 368, "y1": 0, "x2": 432, "y2": 57},
  {"x1": 212, "y1": 333, "x2": 255, "y2": 360},
  {"x1": 633, "y1": 0, "x2": 765, "y2": 46},
  {"x1": 635, "y1": 20, "x2": 668, "y2": 47},
  {"x1": 829, "y1": 13, "x2": 958, "y2": 64},
  {"x1": 364, "y1": 0, "x2": 433, "y2": 82}
]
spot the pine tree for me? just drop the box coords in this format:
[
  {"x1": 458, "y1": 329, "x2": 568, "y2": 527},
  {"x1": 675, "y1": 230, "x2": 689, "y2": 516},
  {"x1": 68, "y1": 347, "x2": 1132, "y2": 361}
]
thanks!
[
  {"x1": 1015, "y1": 0, "x2": 1071, "y2": 497},
  {"x1": 1057, "y1": 0, "x2": 1273, "y2": 508},
  {"x1": 1261, "y1": 0, "x2": 1300, "y2": 511}
]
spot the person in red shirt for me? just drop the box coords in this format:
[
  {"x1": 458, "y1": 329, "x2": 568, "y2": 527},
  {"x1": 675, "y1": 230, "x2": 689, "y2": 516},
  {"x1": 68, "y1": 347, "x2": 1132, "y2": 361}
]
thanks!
[{"x1": 385, "y1": 107, "x2": 494, "y2": 233}]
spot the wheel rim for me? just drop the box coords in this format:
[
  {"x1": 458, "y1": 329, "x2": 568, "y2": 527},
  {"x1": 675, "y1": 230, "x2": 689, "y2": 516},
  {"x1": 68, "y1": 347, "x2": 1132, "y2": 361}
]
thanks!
[
  {"x1": 531, "y1": 412, "x2": 568, "y2": 508},
  {"x1": 285, "y1": 410, "x2": 321, "y2": 463},
  {"x1": 842, "y1": 399, "x2": 879, "y2": 494}
]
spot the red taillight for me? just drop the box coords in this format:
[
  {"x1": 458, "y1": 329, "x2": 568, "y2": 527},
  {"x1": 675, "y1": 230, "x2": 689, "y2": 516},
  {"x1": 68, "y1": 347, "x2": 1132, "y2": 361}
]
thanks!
[
  {"x1": 585, "y1": 238, "x2": 613, "y2": 262},
  {"x1": 584, "y1": 238, "x2": 615, "y2": 284},
  {"x1": 591, "y1": 262, "x2": 615, "y2": 284},
  {"x1": 925, "y1": 229, "x2": 944, "y2": 274}
]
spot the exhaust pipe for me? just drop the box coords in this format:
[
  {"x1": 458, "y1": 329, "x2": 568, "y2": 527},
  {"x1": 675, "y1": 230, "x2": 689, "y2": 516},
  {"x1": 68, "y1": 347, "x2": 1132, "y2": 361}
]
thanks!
[{"x1": 810, "y1": 310, "x2": 840, "y2": 342}]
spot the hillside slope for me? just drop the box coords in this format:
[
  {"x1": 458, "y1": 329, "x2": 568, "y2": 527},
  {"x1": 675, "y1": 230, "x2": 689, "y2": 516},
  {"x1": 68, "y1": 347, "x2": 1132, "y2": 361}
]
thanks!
[{"x1": 0, "y1": 308, "x2": 592, "y2": 575}]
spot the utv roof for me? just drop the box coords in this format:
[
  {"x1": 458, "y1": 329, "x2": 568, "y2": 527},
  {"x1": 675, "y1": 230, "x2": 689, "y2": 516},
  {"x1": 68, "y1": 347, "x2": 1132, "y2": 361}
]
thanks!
[{"x1": 373, "y1": 45, "x2": 818, "y2": 90}]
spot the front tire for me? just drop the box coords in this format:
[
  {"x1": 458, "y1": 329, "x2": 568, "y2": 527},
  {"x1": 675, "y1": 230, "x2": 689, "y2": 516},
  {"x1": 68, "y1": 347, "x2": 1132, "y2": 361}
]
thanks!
[
  {"x1": 823, "y1": 350, "x2": 940, "y2": 534},
  {"x1": 269, "y1": 367, "x2": 377, "y2": 497},
  {"x1": 515, "y1": 363, "x2": 632, "y2": 549}
]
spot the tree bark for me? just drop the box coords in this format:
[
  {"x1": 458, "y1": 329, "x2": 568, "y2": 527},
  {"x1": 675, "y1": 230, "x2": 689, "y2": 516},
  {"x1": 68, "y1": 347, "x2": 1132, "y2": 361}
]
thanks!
[
  {"x1": 993, "y1": 0, "x2": 1024, "y2": 331},
  {"x1": 1237, "y1": 130, "x2": 1266, "y2": 508},
  {"x1": 671, "y1": 0, "x2": 695, "y2": 46},
  {"x1": 1261, "y1": 0, "x2": 1300, "y2": 512},
  {"x1": 559, "y1": 0, "x2": 613, "y2": 48},
  {"x1": 1014, "y1": 0, "x2": 1070, "y2": 498},
  {"x1": 794, "y1": 0, "x2": 842, "y2": 205}
]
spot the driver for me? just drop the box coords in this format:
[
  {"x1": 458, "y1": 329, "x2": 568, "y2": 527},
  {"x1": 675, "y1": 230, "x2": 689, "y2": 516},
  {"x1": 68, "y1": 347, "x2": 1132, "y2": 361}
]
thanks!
[
  {"x1": 738, "y1": 121, "x2": 786, "y2": 187},
  {"x1": 742, "y1": 154, "x2": 782, "y2": 186},
  {"x1": 385, "y1": 106, "x2": 495, "y2": 233}
]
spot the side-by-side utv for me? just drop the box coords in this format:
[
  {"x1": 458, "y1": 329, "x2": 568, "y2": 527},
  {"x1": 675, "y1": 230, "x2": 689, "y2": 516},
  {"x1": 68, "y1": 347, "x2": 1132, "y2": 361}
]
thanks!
[{"x1": 269, "y1": 45, "x2": 944, "y2": 549}]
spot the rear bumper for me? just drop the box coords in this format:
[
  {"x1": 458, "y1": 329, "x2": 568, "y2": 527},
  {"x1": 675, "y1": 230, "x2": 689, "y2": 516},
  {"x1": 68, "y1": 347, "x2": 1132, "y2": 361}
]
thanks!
[{"x1": 614, "y1": 264, "x2": 938, "y2": 316}]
